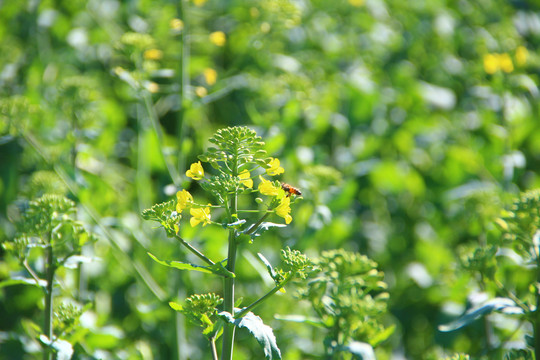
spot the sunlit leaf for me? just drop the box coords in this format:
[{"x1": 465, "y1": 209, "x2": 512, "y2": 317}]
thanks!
[{"x1": 219, "y1": 311, "x2": 281, "y2": 359}]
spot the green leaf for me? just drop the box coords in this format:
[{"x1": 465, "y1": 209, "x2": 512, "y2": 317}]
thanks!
[
  {"x1": 169, "y1": 301, "x2": 183, "y2": 312},
  {"x1": 244, "y1": 222, "x2": 286, "y2": 241},
  {"x1": 273, "y1": 314, "x2": 325, "y2": 328},
  {"x1": 257, "y1": 252, "x2": 277, "y2": 279},
  {"x1": 39, "y1": 335, "x2": 74, "y2": 360},
  {"x1": 0, "y1": 276, "x2": 46, "y2": 288},
  {"x1": 219, "y1": 311, "x2": 281, "y2": 360},
  {"x1": 438, "y1": 297, "x2": 524, "y2": 332},
  {"x1": 148, "y1": 253, "x2": 235, "y2": 278},
  {"x1": 337, "y1": 341, "x2": 375, "y2": 360}
]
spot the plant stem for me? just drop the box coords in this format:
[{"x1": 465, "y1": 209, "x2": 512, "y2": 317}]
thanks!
[
  {"x1": 174, "y1": 234, "x2": 215, "y2": 266},
  {"x1": 43, "y1": 244, "x2": 55, "y2": 360},
  {"x1": 235, "y1": 272, "x2": 294, "y2": 319},
  {"x1": 221, "y1": 162, "x2": 239, "y2": 360},
  {"x1": 535, "y1": 257, "x2": 540, "y2": 360},
  {"x1": 210, "y1": 337, "x2": 219, "y2": 360},
  {"x1": 221, "y1": 226, "x2": 237, "y2": 360}
]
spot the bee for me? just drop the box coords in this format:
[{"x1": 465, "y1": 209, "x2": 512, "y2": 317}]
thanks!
[{"x1": 281, "y1": 182, "x2": 302, "y2": 197}]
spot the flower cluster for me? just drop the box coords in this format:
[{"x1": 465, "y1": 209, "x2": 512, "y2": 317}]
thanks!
[
  {"x1": 175, "y1": 154, "x2": 298, "y2": 229},
  {"x1": 483, "y1": 46, "x2": 528, "y2": 75}
]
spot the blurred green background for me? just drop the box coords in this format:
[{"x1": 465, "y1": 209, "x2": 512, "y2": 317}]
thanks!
[{"x1": 1, "y1": 0, "x2": 540, "y2": 359}]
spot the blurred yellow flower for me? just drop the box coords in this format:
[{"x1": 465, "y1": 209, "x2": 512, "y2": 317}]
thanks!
[
  {"x1": 275, "y1": 196, "x2": 292, "y2": 224},
  {"x1": 143, "y1": 49, "x2": 163, "y2": 60},
  {"x1": 483, "y1": 53, "x2": 514, "y2": 74},
  {"x1": 190, "y1": 205, "x2": 211, "y2": 227},
  {"x1": 203, "y1": 68, "x2": 217, "y2": 86},
  {"x1": 516, "y1": 46, "x2": 528, "y2": 66},
  {"x1": 483, "y1": 54, "x2": 498, "y2": 74},
  {"x1": 186, "y1": 161, "x2": 204, "y2": 180},
  {"x1": 260, "y1": 22, "x2": 271, "y2": 33},
  {"x1": 499, "y1": 53, "x2": 513, "y2": 73},
  {"x1": 258, "y1": 176, "x2": 281, "y2": 196},
  {"x1": 146, "y1": 81, "x2": 159, "y2": 93},
  {"x1": 238, "y1": 169, "x2": 253, "y2": 188},
  {"x1": 209, "y1": 31, "x2": 226, "y2": 46},
  {"x1": 266, "y1": 158, "x2": 284, "y2": 176},
  {"x1": 193, "y1": 0, "x2": 208, "y2": 6},
  {"x1": 195, "y1": 86, "x2": 208, "y2": 97},
  {"x1": 170, "y1": 18, "x2": 184, "y2": 31},
  {"x1": 348, "y1": 0, "x2": 364, "y2": 6},
  {"x1": 176, "y1": 189, "x2": 193, "y2": 213}
]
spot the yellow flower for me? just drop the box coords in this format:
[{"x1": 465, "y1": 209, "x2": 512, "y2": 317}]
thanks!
[
  {"x1": 516, "y1": 46, "x2": 528, "y2": 66},
  {"x1": 190, "y1": 205, "x2": 211, "y2": 227},
  {"x1": 143, "y1": 49, "x2": 163, "y2": 60},
  {"x1": 186, "y1": 161, "x2": 204, "y2": 180},
  {"x1": 238, "y1": 169, "x2": 253, "y2": 188},
  {"x1": 203, "y1": 68, "x2": 217, "y2": 86},
  {"x1": 483, "y1": 54, "x2": 498, "y2": 74},
  {"x1": 176, "y1": 190, "x2": 193, "y2": 213},
  {"x1": 258, "y1": 176, "x2": 281, "y2": 196},
  {"x1": 170, "y1": 18, "x2": 184, "y2": 31},
  {"x1": 499, "y1": 53, "x2": 514, "y2": 73},
  {"x1": 348, "y1": 0, "x2": 364, "y2": 6},
  {"x1": 275, "y1": 196, "x2": 292, "y2": 224},
  {"x1": 266, "y1": 158, "x2": 285, "y2": 176},
  {"x1": 193, "y1": 0, "x2": 208, "y2": 6},
  {"x1": 195, "y1": 86, "x2": 208, "y2": 97},
  {"x1": 209, "y1": 31, "x2": 226, "y2": 47}
]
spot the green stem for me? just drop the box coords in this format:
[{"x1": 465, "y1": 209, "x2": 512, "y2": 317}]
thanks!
[
  {"x1": 43, "y1": 244, "x2": 55, "y2": 360},
  {"x1": 221, "y1": 163, "x2": 239, "y2": 360},
  {"x1": 244, "y1": 213, "x2": 271, "y2": 235},
  {"x1": 174, "y1": 234, "x2": 215, "y2": 266},
  {"x1": 235, "y1": 272, "x2": 294, "y2": 319},
  {"x1": 535, "y1": 256, "x2": 540, "y2": 360}
]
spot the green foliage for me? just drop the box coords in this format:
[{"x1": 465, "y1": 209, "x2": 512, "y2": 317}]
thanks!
[
  {"x1": 200, "y1": 126, "x2": 270, "y2": 170},
  {"x1": 6, "y1": 194, "x2": 95, "y2": 263},
  {"x1": 297, "y1": 249, "x2": 393, "y2": 354},
  {"x1": 141, "y1": 199, "x2": 178, "y2": 237},
  {"x1": 170, "y1": 293, "x2": 224, "y2": 338},
  {"x1": 442, "y1": 354, "x2": 470, "y2": 360},
  {"x1": 504, "y1": 349, "x2": 534, "y2": 360}
]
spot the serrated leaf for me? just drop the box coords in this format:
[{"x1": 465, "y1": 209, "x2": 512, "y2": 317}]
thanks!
[
  {"x1": 258, "y1": 253, "x2": 277, "y2": 279},
  {"x1": 219, "y1": 311, "x2": 281, "y2": 359},
  {"x1": 438, "y1": 297, "x2": 524, "y2": 332},
  {"x1": 337, "y1": 341, "x2": 376, "y2": 360},
  {"x1": 0, "y1": 276, "x2": 46, "y2": 288},
  {"x1": 148, "y1": 253, "x2": 235, "y2": 278}
]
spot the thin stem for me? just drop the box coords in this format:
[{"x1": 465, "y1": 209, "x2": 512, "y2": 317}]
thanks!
[
  {"x1": 494, "y1": 279, "x2": 530, "y2": 314},
  {"x1": 210, "y1": 337, "x2": 219, "y2": 360},
  {"x1": 235, "y1": 272, "x2": 294, "y2": 319},
  {"x1": 174, "y1": 234, "x2": 215, "y2": 266},
  {"x1": 23, "y1": 259, "x2": 44, "y2": 293},
  {"x1": 43, "y1": 243, "x2": 55, "y2": 360},
  {"x1": 142, "y1": 92, "x2": 181, "y2": 186},
  {"x1": 244, "y1": 213, "x2": 271, "y2": 235}
]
